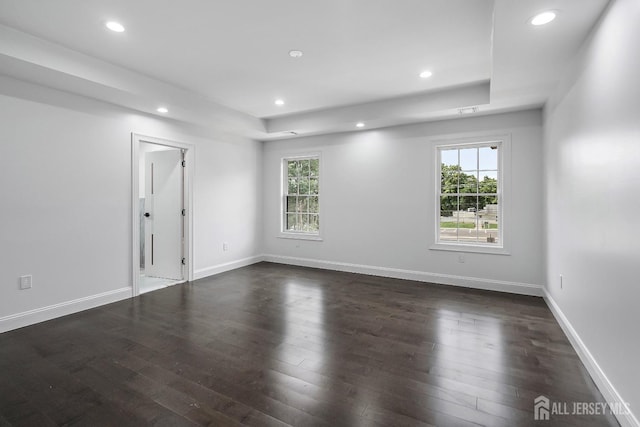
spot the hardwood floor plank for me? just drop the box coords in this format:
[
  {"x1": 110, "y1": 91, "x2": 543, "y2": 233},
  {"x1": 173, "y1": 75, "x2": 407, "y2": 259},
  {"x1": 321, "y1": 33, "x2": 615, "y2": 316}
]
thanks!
[{"x1": 0, "y1": 262, "x2": 619, "y2": 426}]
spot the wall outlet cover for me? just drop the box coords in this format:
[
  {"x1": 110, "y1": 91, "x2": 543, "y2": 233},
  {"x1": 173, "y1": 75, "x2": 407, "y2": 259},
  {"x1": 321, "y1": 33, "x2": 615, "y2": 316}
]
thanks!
[{"x1": 20, "y1": 275, "x2": 32, "y2": 290}]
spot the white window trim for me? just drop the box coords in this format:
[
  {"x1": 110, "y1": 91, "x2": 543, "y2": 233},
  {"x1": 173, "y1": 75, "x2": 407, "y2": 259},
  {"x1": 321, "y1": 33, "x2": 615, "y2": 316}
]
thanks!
[
  {"x1": 430, "y1": 134, "x2": 511, "y2": 255},
  {"x1": 278, "y1": 152, "x2": 323, "y2": 241}
]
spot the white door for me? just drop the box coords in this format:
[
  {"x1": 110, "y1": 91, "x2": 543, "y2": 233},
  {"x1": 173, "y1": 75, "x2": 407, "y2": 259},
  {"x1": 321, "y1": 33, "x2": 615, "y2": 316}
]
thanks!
[{"x1": 144, "y1": 149, "x2": 184, "y2": 280}]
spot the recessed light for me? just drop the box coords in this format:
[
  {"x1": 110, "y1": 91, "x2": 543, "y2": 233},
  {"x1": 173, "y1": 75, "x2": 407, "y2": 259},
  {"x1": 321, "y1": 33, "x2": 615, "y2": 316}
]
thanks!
[
  {"x1": 289, "y1": 50, "x2": 303, "y2": 58},
  {"x1": 105, "y1": 21, "x2": 125, "y2": 33},
  {"x1": 419, "y1": 70, "x2": 433, "y2": 79},
  {"x1": 530, "y1": 11, "x2": 556, "y2": 26},
  {"x1": 274, "y1": 99, "x2": 285, "y2": 106},
  {"x1": 356, "y1": 122, "x2": 365, "y2": 128},
  {"x1": 157, "y1": 107, "x2": 168, "y2": 113}
]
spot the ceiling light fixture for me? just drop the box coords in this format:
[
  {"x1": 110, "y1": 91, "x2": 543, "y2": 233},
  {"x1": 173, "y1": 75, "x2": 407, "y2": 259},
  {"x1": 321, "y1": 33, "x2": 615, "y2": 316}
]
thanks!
[
  {"x1": 419, "y1": 70, "x2": 433, "y2": 79},
  {"x1": 289, "y1": 50, "x2": 303, "y2": 58},
  {"x1": 356, "y1": 122, "x2": 365, "y2": 128},
  {"x1": 105, "y1": 21, "x2": 125, "y2": 32},
  {"x1": 274, "y1": 99, "x2": 285, "y2": 106},
  {"x1": 530, "y1": 11, "x2": 557, "y2": 26},
  {"x1": 157, "y1": 107, "x2": 168, "y2": 113}
]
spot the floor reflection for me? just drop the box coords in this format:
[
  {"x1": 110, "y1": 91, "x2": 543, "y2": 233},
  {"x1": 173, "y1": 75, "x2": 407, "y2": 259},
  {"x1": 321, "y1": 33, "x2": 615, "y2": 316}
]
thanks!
[
  {"x1": 277, "y1": 280, "x2": 326, "y2": 372},
  {"x1": 435, "y1": 308, "x2": 505, "y2": 386}
]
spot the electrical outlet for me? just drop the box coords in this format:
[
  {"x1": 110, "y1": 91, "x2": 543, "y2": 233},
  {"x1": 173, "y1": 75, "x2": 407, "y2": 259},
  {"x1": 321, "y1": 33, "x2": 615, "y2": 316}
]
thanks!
[
  {"x1": 223, "y1": 242, "x2": 229, "y2": 251},
  {"x1": 458, "y1": 253, "x2": 465, "y2": 263},
  {"x1": 20, "y1": 275, "x2": 32, "y2": 290},
  {"x1": 560, "y1": 274, "x2": 563, "y2": 289}
]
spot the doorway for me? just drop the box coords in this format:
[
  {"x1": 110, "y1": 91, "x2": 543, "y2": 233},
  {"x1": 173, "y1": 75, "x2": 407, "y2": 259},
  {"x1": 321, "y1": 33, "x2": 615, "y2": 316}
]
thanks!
[{"x1": 131, "y1": 134, "x2": 194, "y2": 296}]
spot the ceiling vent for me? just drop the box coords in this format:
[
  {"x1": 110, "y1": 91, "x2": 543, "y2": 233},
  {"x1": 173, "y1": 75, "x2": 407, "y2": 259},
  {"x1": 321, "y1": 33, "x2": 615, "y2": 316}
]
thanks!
[{"x1": 458, "y1": 106, "x2": 479, "y2": 114}]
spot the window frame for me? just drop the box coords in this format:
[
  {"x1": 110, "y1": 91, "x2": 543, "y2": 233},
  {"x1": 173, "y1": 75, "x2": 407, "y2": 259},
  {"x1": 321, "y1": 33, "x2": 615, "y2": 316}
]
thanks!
[
  {"x1": 431, "y1": 135, "x2": 511, "y2": 255},
  {"x1": 279, "y1": 153, "x2": 323, "y2": 241}
]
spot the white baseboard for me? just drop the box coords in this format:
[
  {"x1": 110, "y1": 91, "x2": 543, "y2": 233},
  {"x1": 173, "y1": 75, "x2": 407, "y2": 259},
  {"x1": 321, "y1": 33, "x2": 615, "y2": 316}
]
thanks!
[
  {"x1": 544, "y1": 290, "x2": 639, "y2": 427},
  {"x1": 193, "y1": 255, "x2": 265, "y2": 280},
  {"x1": 0, "y1": 287, "x2": 131, "y2": 334},
  {"x1": 262, "y1": 254, "x2": 543, "y2": 296},
  {"x1": 0, "y1": 256, "x2": 264, "y2": 334}
]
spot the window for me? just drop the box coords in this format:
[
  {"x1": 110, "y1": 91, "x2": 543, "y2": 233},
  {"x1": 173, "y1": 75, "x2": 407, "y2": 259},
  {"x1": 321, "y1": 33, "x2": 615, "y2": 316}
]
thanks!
[
  {"x1": 436, "y1": 141, "x2": 502, "y2": 247},
  {"x1": 282, "y1": 156, "x2": 320, "y2": 237}
]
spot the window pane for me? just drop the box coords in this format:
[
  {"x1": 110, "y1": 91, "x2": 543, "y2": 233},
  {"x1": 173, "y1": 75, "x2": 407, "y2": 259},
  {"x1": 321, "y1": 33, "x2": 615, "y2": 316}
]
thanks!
[
  {"x1": 309, "y1": 178, "x2": 319, "y2": 195},
  {"x1": 288, "y1": 177, "x2": 298, "y2": 194},
  {"x1": 297, "y1": 196, "x2": 309, "y2": 212},
  {"x1": 301, "y1": 159, "x2": 310, "y2": 176},
  {"x1": 440, "y1": 195, "x2": 458, "y2": 218},
  {"x1": 286, "y1": 214, "x2": 297, "y2": 231},
  {"x1": 479, "y1": 194, "x2": 498, "y2": 210},
  {"x1": 305, "y1": 214, "x2": 315, "y2": 232},
  {"x1": 458, "y1": 226, "x2": 479, "y2": 242},
  {"x1": 441, "y1": 149, "x2": 458, "y2": 167},
  {"x1": 298, "y1": 213, "x2": 307, "y2": 231},
  {"x1": 460, "y1": 172, "x2": 478, "y2": 193},
  {"x1": 441, "y1": 165, "x2": 461, "y2": 193},
  {"x1": 288, "y1": 160, "x2": 299, "y2": 177},
  {"x1": 459, "y1": 195, "x2": 479, "y2": 242},
  {"x1": 479, "y1": 202, "x2": 499, "y2": 223},
  {"x1": 286, "y1": 196, "x2": 297, "y2": 213},
  {"x1": 309, "y1": 214, "x2": 319, "y2": 232},
  {"x1": 299, "y1": 176, "x2": 310, "y2": 194},
  {"x1": 479, "y1": 145, "x2": 498, "y2": 170},
  {"x1": 459, "y1": 195, "x2": 478, "y2": 215},
  {"x1": 479, "y1": 171, "x2": 498, "y2": 194},
  {"x1": 479, "y1": 201, "x2": 499, "y2": 244},
  {"x1": 485, "y1": 232, "x2": 499, "y2": 244},
  {"x1": 440, "y1": 210, "x2": 458, "y2": 241},
  {"x1": 309, "y1": 196, "x2": 319, "y2": 213},
  {"x1": 459, "y1": 148, "x2": 477, "y2": 171},
  {"x1": 310, "y1": 159, "x2": 319, "y2": 177}
]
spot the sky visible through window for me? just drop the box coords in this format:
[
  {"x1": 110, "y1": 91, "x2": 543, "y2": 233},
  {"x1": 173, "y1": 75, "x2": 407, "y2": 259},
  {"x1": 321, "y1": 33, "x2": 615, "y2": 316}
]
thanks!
[{"x1": 441, "y1": 146, "x2": 497, "y2": 171}]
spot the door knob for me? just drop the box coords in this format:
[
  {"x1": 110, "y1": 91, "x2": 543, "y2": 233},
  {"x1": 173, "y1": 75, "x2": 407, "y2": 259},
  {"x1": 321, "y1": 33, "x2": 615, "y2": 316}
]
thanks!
[{"x1": 144, "y1": 212, "x2": 150, "y2": 217}]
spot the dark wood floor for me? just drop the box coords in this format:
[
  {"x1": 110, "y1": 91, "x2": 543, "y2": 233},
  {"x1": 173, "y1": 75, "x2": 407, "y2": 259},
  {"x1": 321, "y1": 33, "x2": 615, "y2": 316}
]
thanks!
[{"x1": 0, "y1": 262, "x2": 619, "y2": 427}]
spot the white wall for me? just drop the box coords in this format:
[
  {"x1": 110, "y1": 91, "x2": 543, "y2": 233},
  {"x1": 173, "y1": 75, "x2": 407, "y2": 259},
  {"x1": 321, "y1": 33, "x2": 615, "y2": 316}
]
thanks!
[
  {"x1": 263, "y1": 110, "x2": 544, "y2": 294},
  {"x1": 544, "y1": 0, "x2": 640, "y2": 422},
  {"x1": 0, "y1": 78, "x2": 263, "y2": 331}
]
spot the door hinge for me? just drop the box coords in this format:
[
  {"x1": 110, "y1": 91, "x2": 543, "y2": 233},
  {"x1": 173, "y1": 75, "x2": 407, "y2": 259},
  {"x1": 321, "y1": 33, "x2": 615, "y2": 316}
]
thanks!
[
  {"x1": 181, "y1": 209, "x2": 186, "y2": 216},
  {"x1": 181, "y1": 257, "x2": 186, "y2": 265},
  {"x1": 181, "y1": 160, "x2": 186, "y2": 167}
]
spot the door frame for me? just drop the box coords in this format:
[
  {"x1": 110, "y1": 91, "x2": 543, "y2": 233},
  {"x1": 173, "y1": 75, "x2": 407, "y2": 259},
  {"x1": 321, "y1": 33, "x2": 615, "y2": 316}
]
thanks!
[{"x1": 131, "y1": 133, "x2": 195, "y2": 297}]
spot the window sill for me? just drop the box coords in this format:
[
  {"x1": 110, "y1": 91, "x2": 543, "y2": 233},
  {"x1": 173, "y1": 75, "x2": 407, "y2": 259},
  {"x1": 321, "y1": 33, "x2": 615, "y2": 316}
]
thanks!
[
  {"x1": 278, "y1": 233, "x2": 323, "y2": 242},
  {"x1": 430, "y1": 242, "x2": 510, "y2": 255}
]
